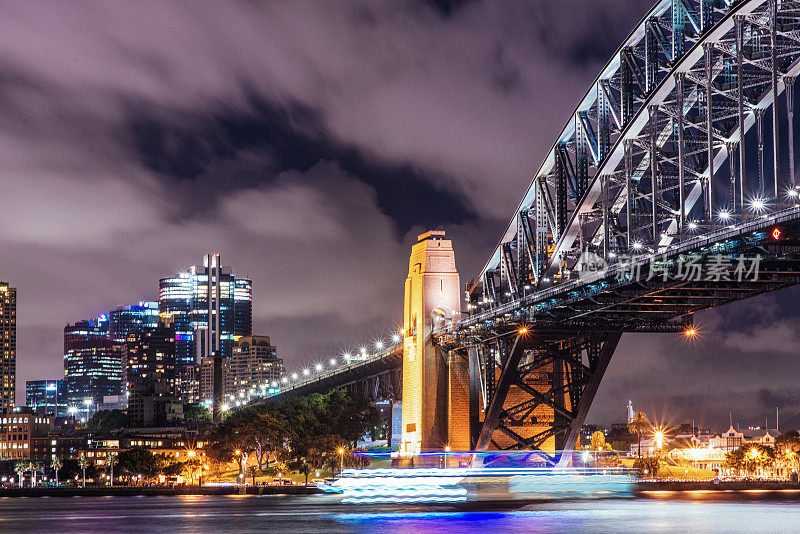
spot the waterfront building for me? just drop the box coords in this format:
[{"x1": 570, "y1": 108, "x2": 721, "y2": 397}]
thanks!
[
  {"x1": 0, "y1": 411, "x2": 53, "y2": 460},
  {"x1": 0, "y1": 282, "x2": 16, "y2": 412},
  {"x1": 708, "y1": 426, "x2": 745, "y2": 452},
  {"x1": 25, "y1": 379, "x2": 67, "y2": 417},
  {"x1": 63, "y1": 320, "x2": 125, "y2": 414},
  {"x1": 224, "y1": 335, "x2": 283, "y2": 397}
]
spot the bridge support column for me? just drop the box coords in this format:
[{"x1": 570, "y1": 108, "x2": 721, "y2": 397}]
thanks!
[{"x1": 401, "y1": 231, "x2": 465, "y2": 454}]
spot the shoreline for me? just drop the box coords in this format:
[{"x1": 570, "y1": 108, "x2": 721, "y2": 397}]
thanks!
[
  {"x1": 635, "y1": 481, "x2": 800, "y2": 492},
  {"x1": 2, "y1": 481, "x2": 800, "y2": 498},
  {"x1": 0, "y1": 485, "x2": 325, "y2": 498}
]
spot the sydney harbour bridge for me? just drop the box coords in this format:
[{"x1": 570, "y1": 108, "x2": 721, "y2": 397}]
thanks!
[{"x1": 249, "y1": 0, "x2": 800, "y2": 463}]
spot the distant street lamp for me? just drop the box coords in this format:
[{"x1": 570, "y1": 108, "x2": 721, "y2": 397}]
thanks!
[{"x1": 338, "y1": 448, "x2": 345, "y2": 475}]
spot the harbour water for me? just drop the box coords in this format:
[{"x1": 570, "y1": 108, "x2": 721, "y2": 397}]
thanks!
[{"x1": 0, "y1": 493, "x2": 799, "y2": 533}]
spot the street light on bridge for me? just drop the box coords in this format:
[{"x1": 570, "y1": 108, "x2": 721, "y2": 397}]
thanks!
[{"x1": 683, "y1": 325, "x2": 698, "y2": 340}]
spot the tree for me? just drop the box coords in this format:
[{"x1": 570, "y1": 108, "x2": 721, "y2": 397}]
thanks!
[
  {"x1": 86, "y1": 409, "x2": 128, "y2": 430},
  {"x1": 633, "y1": 457, "x2": 659, "y2": 477},
  {"x1": 118, "y1": 448, "x2": 164, "y2": 481},
  {"x1": 14, "y1": 461, "x2": 26, "y2": 487},
  {"x1": 206, "y1": 417, "x2": 256, "y2": 477},
  {"x1": 287, "y1": 459, "x2": 313, "y2": 485},
  {"x1": 183, "y1": 458, "x2": 202, "y2": 484},
  {"x1": 78, "y1": 455, "x2": 90, "y2": 488},
  {"x1": 208, "y1": 390, "x2": 381, "y2": 484},
  {"x1": 28, "y1": 461, "x2": 39, "y2": 487},
  {"x1": 627, "y1": 412, "x2": 651, "y2": 458},
  {"x1": 590, "y1": 431, "x2": 608, "y2": 451},
  {"x1": 247, "y1": 465, "x2": 259, "y2": 486},
  {"x1": 51, "y1": 456, "x2": 63, "y2": 486},
  {"x1": 725, "y1": 444, "x2": 776, "y2": 476},
  {"x1": 247, "y1": 410, "x2": 288, "y2": 471},
  {"x1": 776, "y1": 430, "x2": 800, "y2": 454},
  {"x1": 106, "y1": 452, "x2": 118, "y2": 486},
  {"x1": 184, "y1": 403, "x2": 212, "y2": 422}
]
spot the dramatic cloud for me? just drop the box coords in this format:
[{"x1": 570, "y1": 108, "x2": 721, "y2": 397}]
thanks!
[{"x1": 1, "y1": 0, "x2": 796, "y2": 430}]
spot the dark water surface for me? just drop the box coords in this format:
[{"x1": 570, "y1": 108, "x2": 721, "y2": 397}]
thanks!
[{"x1": 1, "y1": 493, "x2": 799, "y2": 533}]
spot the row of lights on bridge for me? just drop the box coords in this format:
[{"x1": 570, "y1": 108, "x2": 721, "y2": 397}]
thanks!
[{"x1": 220, "y1": 330, "x2": 406, "y2": 410}]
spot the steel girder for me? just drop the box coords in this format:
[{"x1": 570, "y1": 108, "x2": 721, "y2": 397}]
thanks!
[
  {"x1": 471, "y1": 0, "x2": 800, "y2": 309},
  {"x1": 472, "y1": 331, "x2": 621, "y2": 460}
]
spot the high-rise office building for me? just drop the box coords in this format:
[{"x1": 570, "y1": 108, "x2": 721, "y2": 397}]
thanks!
[
  {"x1": 63, "y1": 320, "x2": 125, "y2": 412},
  {"x1": 224, "y1": 335, "x2": 283, "y2": 398},
  {"x1": 159, "y1": 254, "x2": 252, "y2": 408},
  {"x1": 123, "y1": 314, "x2": 176, "y2": 394},
  {"x1": 159, "y1": 254, "x2": 252, "y2": 367},
  {"x1": 0, "y1": 283, "x2": 16, "y2": 412},
  {"x1": 106, "y1": 301, "x2": 160, "y2": 342},
  {"x1": 25, "y1": 379, "x2": 67, "y2": 417}
]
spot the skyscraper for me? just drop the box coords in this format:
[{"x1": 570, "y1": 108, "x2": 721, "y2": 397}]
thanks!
[
  {"x1": 159, "y1": 253, "x2": 252, "y2": 406},
  {"x1": 107, "y1": 301, "x2": 160, "y2": 342},
  {"x1": 0, "y1": 283, "x2": 16, "y2": 412},
  {"x1": 63, "y1": 320, "x2": 125, "y2": 412},
  {"x1": 25, "y1": 379, "x2": 66, "y2": 417},
  {"x1": 123, "y1": 314, "x2": 176, "y2": 394}
]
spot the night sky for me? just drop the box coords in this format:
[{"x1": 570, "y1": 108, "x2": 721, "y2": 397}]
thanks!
[{"x1": 2, "y1": 0, "x2": 798, "y2": 431}]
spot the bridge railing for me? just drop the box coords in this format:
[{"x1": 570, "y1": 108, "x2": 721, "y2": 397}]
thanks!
[{"x1": 260, "y1": 342, "x2": 403, "y2": 399}]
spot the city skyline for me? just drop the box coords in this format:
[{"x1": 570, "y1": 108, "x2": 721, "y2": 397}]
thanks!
[{"x1": 2, "y1": 0, "x2": 800, "y2": 430}]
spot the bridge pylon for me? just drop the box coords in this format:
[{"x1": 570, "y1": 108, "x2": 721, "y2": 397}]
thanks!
[{"x1": 401, "y1": 231, "x2": 468, "y2": 454}]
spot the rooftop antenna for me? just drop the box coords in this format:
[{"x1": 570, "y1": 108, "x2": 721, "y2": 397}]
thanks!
[{"x1": 777, "y1": 406, "x2": 779, "y2": 433}]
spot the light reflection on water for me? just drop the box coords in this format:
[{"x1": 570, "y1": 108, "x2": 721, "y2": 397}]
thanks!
[{"x1": 0, "y1": 494, "x2": 799, "y2": 533}]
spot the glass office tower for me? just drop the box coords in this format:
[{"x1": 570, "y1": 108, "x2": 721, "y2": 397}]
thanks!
[
  {"x1": 107, "y1": 301, "x2": 160, "y2": 342},
  {"x1": 159, "y1": 254, "x2": 252, "y2": 367},
  {"x1": 63, "y1": 320, "x2": 124, "y2": 411}
]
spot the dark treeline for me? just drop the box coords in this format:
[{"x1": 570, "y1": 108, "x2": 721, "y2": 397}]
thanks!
[{"x1": 207, "y1": 389, "x2": 382, "y2": 484}]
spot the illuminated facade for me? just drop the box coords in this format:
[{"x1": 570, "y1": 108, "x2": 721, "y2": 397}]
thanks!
[
  {"x1": 63, "y1": 320, "x2": 125, "y2": 410},
  {"x1": 224, "y1": 335, "x2": 283, "y2": 398},
  {"x1": 0, "y1": 283, "x2": 15, "y2": 412},
  {"x1": 0, "y1": 412, "x2": 53, "y2": 460},
  {"x1": 158, "y1": 254, "x2": 252, "y2": 368},
  {"x1": 122, "y1": 315, "x2": 176, "y2": 394},
  {"x1": 25, "y1": 379, "x2": 67, "y2": 417},
  {"x1": 107, "y1": 301, "x2": 160, "y2": 342},
  {"x1": 401, "y1": 231, "x2": 465, "y2": 454}
]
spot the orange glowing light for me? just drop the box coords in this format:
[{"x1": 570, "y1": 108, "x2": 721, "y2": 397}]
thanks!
[
  {"x1": 772, "y1": 227, "x2": 782, "y2": 240},
  {"x1": 517, "y1": 325, "x2": 529, "y2": 336},
  {"x1": 684, "y1": 327, "x2": 698, "y2": 339}
]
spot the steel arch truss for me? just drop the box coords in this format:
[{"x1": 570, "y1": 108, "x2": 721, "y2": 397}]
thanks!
[
  {"x1": 472, "y1": 332, "x2": 621, "y2": 458},
  {"x1": 472, "y1": 0, "x2": 800, "y2": 309}
]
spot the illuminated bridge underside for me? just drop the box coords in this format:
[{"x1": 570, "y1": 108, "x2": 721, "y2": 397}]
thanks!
[
  {"x1": 456, "y1": 0, "x2": 800, "y2": 459},
  {"x1": 443, "y1": 210, "x2": 800, "y2": 455}
]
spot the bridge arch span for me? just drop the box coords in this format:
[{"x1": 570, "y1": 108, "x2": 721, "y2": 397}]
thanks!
[{"x1": 474, "y1": 0, "x2": 800, "y2": 303}]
